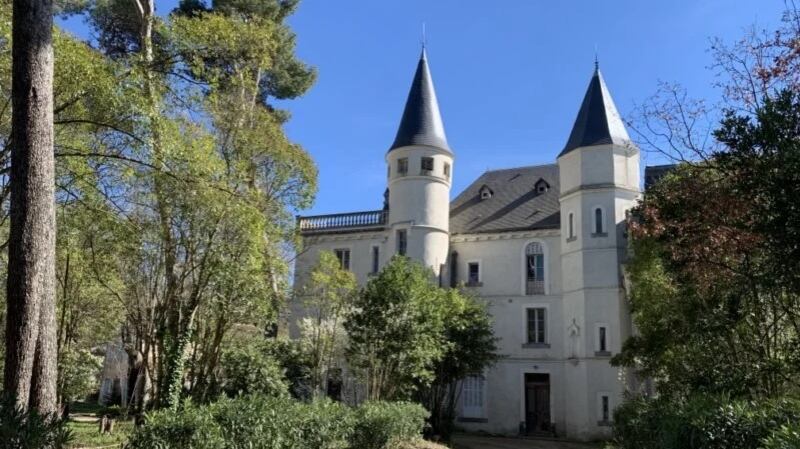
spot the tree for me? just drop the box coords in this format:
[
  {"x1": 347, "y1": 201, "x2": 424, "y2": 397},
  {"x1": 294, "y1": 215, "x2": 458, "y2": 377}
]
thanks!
[
  {"x1": 416, "y1": 289, "x2": 498, "y2": 439},
  {"x1": 297, "y1": 251, "x2": 357, "y2": 397},
  {"x1": 3, "y1": 0, "x2": 58, "y2": 415}
]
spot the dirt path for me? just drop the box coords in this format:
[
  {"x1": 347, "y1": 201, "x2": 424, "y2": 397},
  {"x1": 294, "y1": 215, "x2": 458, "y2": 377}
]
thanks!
[{"x1": 452, "y1": 434, "x2": 601, "y2": 449}]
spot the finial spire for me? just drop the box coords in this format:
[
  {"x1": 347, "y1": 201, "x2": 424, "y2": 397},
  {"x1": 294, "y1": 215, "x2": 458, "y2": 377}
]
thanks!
[
  {"x1": 594, "y1": 45, "x2": 599, "y2": 71},
  {"x1": 421, "y1": 22, "x2": 427, "y2": 50}
]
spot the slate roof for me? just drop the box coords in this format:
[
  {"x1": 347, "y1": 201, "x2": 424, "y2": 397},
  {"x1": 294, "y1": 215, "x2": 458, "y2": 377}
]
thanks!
[
  {"x1": 644, "y1": 164, "x2": 678, "y2": 190},
  {"x1": 388, "y1": 49, "x2": 452, "y2": 154},
  {"x1": 449, "y1": 164, "x2": 560, "y2": 235},
  {"x1": 560, "y1": 67, "x2": 631, "y2": 157}
]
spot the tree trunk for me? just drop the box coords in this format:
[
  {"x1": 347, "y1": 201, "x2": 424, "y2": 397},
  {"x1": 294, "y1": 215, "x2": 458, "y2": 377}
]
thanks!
[{"x1": 3, "y1": 0, "x2": 57, "y2": 415}]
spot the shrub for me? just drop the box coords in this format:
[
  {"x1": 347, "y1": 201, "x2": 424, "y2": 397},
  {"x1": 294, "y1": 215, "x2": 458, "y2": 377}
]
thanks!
[
  {"x1": 610, "y1": 394, "x2": 800, "y2": 449},
  {"x1": 220, "y1": 342, "x2": 290, "y2": 398},
  {"x1": 127, "y1": 395, "x2": 427, "y2": 449},
  {"x1": 210, "y1": 396, "x2": 353, "y2": 449},
  {"x1": 125, "y1": 402, "x2": 224, "y2": 449},
  {"x1": 761, "y1": 423, "x2": 800, "y2": 449},
  {"x1": 350, "y1": 401, "x2": 429, "y2": 449},
  {"x1": 0, "y1": 395, "x2": 72, "y2": 449}
]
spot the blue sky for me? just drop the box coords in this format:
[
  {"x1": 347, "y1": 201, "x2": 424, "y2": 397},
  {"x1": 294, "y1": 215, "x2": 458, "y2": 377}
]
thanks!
[{"x1": 59, "y1": 1, "x2": 786, "y2": 216}]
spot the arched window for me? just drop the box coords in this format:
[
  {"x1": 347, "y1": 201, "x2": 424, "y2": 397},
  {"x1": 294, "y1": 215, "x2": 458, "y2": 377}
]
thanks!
[
  {"x1": 525, "y1": 242, "x2": 545, "y2": 295},
  {"x1": 594, "y1": 207, "x2": 604, "y2": 234}
]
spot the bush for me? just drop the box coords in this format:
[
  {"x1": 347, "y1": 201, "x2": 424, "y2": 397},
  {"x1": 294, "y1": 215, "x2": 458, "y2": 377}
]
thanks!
[
  {"x1": 610, "y1": 394, "x2": 800, "y2": 449},
  {"x1": 0, "y1": 395, "x2": 72, "y2": 449},
  {"x1": 127, "y1": 395, "x2": 427, "y2": 449},
  {"x1": 350, "y1": 401, "x2": 429, "y2": 449},
  {"x1": 125, "y1": 402, "x2": 224, "y2": 449},
  {"x1": 761, "y1": 423, "x2": 800, "y2": 449},
  {"x1": 220, "y1": 342, "x2": 290, "y2": 398}
]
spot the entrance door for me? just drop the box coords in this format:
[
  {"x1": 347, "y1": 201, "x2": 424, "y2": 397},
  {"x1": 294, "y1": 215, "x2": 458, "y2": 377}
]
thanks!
[{"x1": 525, "y1": 373, "x2": 551, "y2": 434}]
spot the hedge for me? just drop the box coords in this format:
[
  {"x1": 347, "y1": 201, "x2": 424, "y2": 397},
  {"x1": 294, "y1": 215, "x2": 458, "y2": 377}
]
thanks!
[
  {"x1": 126, "y1": 396, "x2": 428, "y2": 449},
  {"x1": 608, "y1": 394, "x2": 800, "y2": 449}
]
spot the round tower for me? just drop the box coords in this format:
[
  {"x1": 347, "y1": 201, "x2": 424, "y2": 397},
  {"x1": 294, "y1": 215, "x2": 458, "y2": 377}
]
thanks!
[{"x1": 386, "y1": 48, "x2": 453, "y2": 274}]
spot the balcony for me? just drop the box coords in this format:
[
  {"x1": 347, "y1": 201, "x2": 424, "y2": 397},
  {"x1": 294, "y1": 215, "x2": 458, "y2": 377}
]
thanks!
[
  {"x1": 526, "y1": 279, "x2": 545, "y2": 295},
  {"x1": 297, "y1": 209, "x2": 388, "y2": 234}
]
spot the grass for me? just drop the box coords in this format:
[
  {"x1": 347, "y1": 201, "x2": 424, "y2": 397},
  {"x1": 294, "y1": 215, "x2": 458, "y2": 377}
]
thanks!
[{"x1": 66, "y1": 419, "x2": 133, "y2": 448}]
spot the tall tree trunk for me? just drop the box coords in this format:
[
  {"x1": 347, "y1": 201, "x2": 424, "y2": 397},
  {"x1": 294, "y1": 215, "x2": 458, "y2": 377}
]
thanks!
[{"x1": 3, "y1": 0, "x2": 57, "y2": 415}]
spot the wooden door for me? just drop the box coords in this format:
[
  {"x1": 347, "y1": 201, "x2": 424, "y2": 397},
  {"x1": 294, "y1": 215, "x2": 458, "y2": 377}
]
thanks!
[{"x1": 525, "y1": 373, "x2": 551, "y2": 434}]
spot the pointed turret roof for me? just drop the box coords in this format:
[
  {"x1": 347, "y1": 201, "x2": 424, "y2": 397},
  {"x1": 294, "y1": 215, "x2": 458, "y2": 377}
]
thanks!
[
  {"x1": 389, "y1": 49, "x2": 452, "y2": 154},
  {"x1": 559, "y1": 65, "x2": 631, "y2": 157}
]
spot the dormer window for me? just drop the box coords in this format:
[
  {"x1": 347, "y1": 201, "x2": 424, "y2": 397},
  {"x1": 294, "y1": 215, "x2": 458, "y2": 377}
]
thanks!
[
  {"x1": 535, "y1": 179, "x2": 550, "y2": 194},
  {"x1": 479, "y1": 185, "x2": 493, "y2": 200},
  {"x1": 421, "y1": 157, "x2": 434, "y2": 174}
]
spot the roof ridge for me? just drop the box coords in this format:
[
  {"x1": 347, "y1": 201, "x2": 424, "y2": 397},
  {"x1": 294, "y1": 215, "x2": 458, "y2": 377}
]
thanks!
[{"x1": 482, "y1": 163, "x2": 558, "y2": 174}]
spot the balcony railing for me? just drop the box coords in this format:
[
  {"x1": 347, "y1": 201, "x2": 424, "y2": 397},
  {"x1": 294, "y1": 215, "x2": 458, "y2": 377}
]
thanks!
[
  {"x1": 298, "y1": 209, "x2": 388, "y2": 233},
  {"x1": 526, "y1": 279, "x2": 545, "y2": 295}
]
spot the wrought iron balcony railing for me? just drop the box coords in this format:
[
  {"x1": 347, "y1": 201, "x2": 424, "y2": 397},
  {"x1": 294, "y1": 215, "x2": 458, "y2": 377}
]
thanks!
[{"x1": 298, "y1": 209, "x2": 388, "y2": 234}]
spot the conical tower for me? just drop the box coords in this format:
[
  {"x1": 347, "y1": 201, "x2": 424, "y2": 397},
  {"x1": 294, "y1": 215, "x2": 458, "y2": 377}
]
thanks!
[
  {"x1": 386, "y1": 48, "x2": 453, "y2": 274},
  {"x1": 557, "y1": 64, "x2": 640, "y2": 438}
]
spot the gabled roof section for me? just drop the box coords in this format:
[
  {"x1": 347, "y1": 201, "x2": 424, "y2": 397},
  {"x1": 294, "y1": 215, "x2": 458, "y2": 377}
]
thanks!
[
  {"x1": 559, "y1": 66, "x2": 631, "y2": 157},
  {"x1": 450, "y1": 164, "x2": 560, "y2": 234},
  {"x1": 389, "y1": 49, "x2": 452, "y2": 154}
]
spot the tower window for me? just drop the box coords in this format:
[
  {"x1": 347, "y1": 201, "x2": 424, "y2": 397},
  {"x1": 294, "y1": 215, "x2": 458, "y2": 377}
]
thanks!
[
  {"x1": 599, "y1": 326, "x2": 607, "y2": 352},
  {"x1": 397, "y1": 158, "x2": 408, "y2": 175},
  {"x1": 601, "y1": 395, "x2": 610, "y2": 423},
  {"x1": 371, "y1": 246, "x2": 380, "y2": 274},
  {"x1": 444, "y1": 162, "x2": 451, "y2": 179},
  {"x1": 396, "y1": 229, "x2": 407, "y2": 256},
  {"x1": 467, "y1": 262, "x2": 481, "y2": 286},
  {"x1": 479, "y1": 185, "x2": 493, "y2": 200},
  {"x1": 421, "y1": 157, "x2": 434, "y2": 173},
  {"x1": 526, "y1": 308, "x2": 547, "y2": 345},
  {"x1": 568, "y1": 213, "x2": 576, "y2": 240},
  {"x1": 334, "y1": 249, "x2": 350, "y2": 270},
  {"x1": 593, "y1": 207, "x2": 607, "y2": 236}
]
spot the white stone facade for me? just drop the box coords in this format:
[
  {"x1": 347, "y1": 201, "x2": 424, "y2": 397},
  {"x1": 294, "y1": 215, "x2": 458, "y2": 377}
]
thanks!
[{"x1": 292, "y1": 53, "x2": 641, "y2": 441}]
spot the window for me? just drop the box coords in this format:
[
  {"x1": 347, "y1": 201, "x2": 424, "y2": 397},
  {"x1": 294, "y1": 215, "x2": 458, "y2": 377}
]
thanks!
[
  {"x1": 479, "y1": 185, "x2": 493, "y2": 200},
  {"x1": 598, "y1": 326, "x2": 607, "y2": 352},
  {"x1": 527, "y1": 308, "x2": 546, "y2": 344},
  {"x1": 371, "y1": 246, "x2": 380, "y2": 274},
  {"x1": 535, "y1": 179, "x2": 549, "y2": 193},
  {"x1": 421, "y1": 156, "x2": 434, "y2": 173},
  {"x1": 467, "y1": 262, "x2": 480, "y2": 285},
  {"x1": 444, "y1": 162, "x2": 451, "y2": 179},
  {"x1": 568, "y1": 212, "x2": 575, "y2": 240},
  {"x1": 334, "y1": 249, "x2": 350, "y2": 270},
  {"x1": 593, "y1": 207, "x2": 606, "y2": 236},
  {"x1": 461, "y1": 375, "x2": 485, "y2": 418},
  {"x1": 600, "y1": 395, "x2": 611, "y2": 423},
  {"x1": 397, "y1": 158, "x2": 408, "y2": 175},
  {"x1": 396, "y1": 229, "x2": 407, "y2": 256},
  {"x1": 525, "y1": 242, "x2": 545, "y2": 295}
]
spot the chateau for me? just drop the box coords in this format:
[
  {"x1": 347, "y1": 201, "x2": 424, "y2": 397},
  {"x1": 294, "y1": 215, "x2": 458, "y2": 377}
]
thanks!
[{"x1": 292, "y1": 48, "x2": 645, "y2": 441}]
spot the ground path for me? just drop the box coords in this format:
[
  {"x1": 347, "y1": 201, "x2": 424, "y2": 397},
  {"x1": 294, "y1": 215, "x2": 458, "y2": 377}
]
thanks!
[{"x1": 452, "y1": 434, "x2": 601, "y2": 449}]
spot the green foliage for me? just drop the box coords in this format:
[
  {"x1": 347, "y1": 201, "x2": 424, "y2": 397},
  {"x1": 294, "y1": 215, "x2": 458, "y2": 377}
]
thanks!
[
  {"x1": 219, "y1": 340, "x2": 289, "y2": 398},
  {"x1": 345, "y1": 257, "x2": 447, "y2": 400},
  {"x1": 350, "y1": 401, "x2": 429, "y2": 449},
  {"x1": 127, "y1": 395, "x2": 427, "y2": 449},
  {"x1": 609, "y1": 395, "x2": 800, "y2": 449},
  {"x1": 0, "y1": 395, "x2": 72, "y2": 449},
  {"x1": 298, "y1": 251, "x2": 357, "y2": 395},
  {"x1": 57, "y1": 348, "x2": 102, "y2": 403}
]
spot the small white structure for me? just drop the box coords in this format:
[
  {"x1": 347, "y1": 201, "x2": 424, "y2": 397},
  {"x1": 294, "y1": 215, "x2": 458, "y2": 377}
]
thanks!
[
  {"x1": 98, "y1": 342, "x2": 128, "y2": 407},
  {"x1": 293, "y1": 50, "x2": 647, "y2": 441}
]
